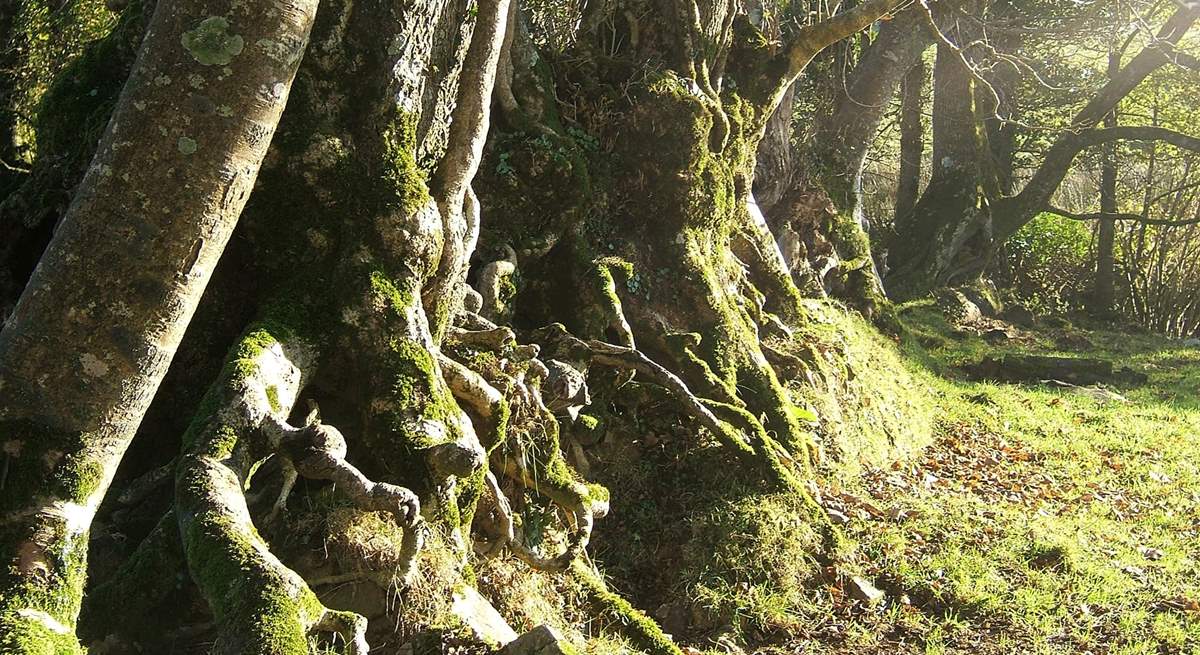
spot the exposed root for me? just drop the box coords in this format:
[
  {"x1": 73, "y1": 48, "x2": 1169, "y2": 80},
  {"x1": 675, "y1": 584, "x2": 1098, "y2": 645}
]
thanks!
[
  {"x1": 446, "y1": 324, "x2": 518, "y2": 351},
  {"x1": 570, "y1": 559, "x2": 683, "y2": 655},
  {"x1": 496, "y1": 370, "x2": 606, "y2": 572},
  {"x1": 268, "y1": 415, "x2": 425, "y2": 584},
  {"x1": 176, "y1": 325, "x2": 421, "y2": 653},
  {"x1": 477, "y1": 244, "x2": 518, "y2": 322},
  {"x1": 473, "y1": 471, "x2": 515, "y2": 557},
  {"x1": 531, "y1": 323, "x2": 804, "y2": 488},
  {"x1": 583, "y1": 258, "x2": 637, "y2": 348}
]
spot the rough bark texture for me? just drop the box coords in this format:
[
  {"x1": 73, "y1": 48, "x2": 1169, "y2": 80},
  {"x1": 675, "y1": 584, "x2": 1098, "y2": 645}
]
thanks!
[
  {"x1": 1092, "y1": 51, "x2": 1121, "y2": 316},
  {"x1": 894, "y1": 60, "x2": 926, "y2": 224},
  {"x1": 1, "y1": 1, "x2": 927, "y2": 652},
  {"x1": 763, "y1": 4, "x2": 939, "y2": 315},
  {"x1": 0, "y1": 2, "x2": 316, "y2": 650},
  {"x1": 887, "y1": 37, "x2": 990, "y2": 299}
]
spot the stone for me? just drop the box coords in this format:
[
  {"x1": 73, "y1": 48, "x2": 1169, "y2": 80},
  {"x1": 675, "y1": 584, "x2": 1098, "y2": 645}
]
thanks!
[
  {"x1": 462, "y1": 284, "x2": 484, "y2": 313},
  {"x1": 934, "y1": 288, "x2": 982, "y2": 324},
  {"x1": 451, "y1": 586, "x2": 518, "y2": 648},
  {"x1": 847, "y1": 576, "x2": 886, "y2": 604},
  {"x1": 957, "y1": 281, "x2": 1003, "y2": 317},
  {"x1": 501, "y1": 625, "x2": 573, "y2": 655}
]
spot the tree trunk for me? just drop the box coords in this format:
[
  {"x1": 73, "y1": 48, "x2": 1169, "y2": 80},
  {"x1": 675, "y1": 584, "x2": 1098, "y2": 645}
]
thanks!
[
  {"x1": 782, "y1": 6, "x2": 935, "y2": 311},
  {"x1": 0, "y1": 1, "x2": 316, "y2": 649},
  {"x1": 1092, "y1": 49, "x2": 1121, "y2": 317},
  {"x1": 885, "y1": 5, "x2": 1199, "y2": 300},
  {"x1": 886, "y1": 38, "x2": 991, "y2": 298},
  {"x1": 893, "y1": 59, "x2": 926, "y2": 226}
]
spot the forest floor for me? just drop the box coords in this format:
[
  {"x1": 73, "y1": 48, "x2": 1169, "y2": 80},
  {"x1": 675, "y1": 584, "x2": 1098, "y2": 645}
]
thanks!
[{"x1": 787, "y1": 305, "x2": 1200, "y2": 655}]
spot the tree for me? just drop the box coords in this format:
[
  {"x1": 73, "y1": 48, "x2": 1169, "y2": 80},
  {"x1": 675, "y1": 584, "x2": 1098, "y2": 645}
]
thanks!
[
  {"x1": 759, "y1": 4, "x2": 945, "y2": 312},
  {"x1": 1093, "y1": 48, "x2": 1121, "y2": 316},
  {"x1": 885, "y1": 3, "x2": 1200, "y2": 299},
  {"x1": 894, "y1": 59, "x2": 928, "y2": 224},
  {"x1": 0, "y1": 1, "x2": 319, "y2": 650},
  {"x1": 0, "y1": 1, "x2": 923, "y2": 652}
]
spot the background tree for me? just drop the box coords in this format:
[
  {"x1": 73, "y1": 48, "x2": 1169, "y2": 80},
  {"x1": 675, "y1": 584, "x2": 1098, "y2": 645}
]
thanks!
[{"x1": 884, "y1": 2, "x2": 1200, "y2": 299}]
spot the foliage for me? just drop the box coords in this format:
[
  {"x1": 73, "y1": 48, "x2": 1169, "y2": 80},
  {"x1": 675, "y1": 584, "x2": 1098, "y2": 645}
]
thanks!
[{"x1": 994, "y1": 212, "x2": 1094, "y2": 314}]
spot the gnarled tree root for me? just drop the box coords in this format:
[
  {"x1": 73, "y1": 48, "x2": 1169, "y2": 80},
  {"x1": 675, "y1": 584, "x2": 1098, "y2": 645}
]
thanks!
[{"x1": 175, "y1": 324, "x2": 423, "y2": 654}]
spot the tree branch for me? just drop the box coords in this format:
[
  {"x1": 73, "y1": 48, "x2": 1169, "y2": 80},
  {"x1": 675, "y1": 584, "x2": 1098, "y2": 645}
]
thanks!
[
  {"x1": 764, "y1": 0, "x2": 907, "y2": 113},
  {"x1": 1045, "y1": 205, "x2": 1200, "y2": 227},
  {"x1": 1078, "y1": 125, "x2": 1200, "y2": 152}
]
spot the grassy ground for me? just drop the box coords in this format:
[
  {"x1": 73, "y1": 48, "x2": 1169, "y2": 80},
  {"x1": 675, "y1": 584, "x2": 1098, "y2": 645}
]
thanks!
[{"x1": 794, "y1": 302, "x2": 1200, "y2": 654}]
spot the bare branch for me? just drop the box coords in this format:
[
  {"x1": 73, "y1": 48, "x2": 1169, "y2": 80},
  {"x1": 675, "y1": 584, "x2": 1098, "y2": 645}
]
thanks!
[
  {"x1": 1046, "y1": 205, "x2": 1200, "y2": 227},
  {"x1": 1078, "y1": 126, "x2": 1200, "y2": 153}
]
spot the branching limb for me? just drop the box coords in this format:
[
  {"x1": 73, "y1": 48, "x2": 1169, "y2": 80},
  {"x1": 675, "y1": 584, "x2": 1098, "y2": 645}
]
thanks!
[
  {"x1": 1076, "y1": 125, "x2": 1200, "y2": 152},
  {"x1": 761, "y1": 0, "x2": 907, "y2": 114}
]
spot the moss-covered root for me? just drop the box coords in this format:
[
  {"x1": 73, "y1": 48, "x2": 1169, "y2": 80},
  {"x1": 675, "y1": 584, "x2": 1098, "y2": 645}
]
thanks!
[
  {"x1": 731, "y1": 206, "x2": 806, "y2": 325},
  {"x1": 175, "y1": 326, "x2": 368, "y2": 654},
  {"x1": 571, "y1": 560, "x2": 683, "y2": 655},
  {"x1": 496, "y1": 385, "x2": 608, "y2": 572}
]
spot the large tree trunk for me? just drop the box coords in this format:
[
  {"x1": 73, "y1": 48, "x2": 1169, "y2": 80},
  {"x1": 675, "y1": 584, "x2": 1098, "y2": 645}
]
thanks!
[
  {"x1": 886, "y1": 38, "x2": 991, "y2": 298},
  {"x1": 767, "y1": 6, "x2": 935, "y2": 313},
  {"x1": 0, "y1": 2, "x2": 316, "y2": 650},
  {"x1": 3, "y1": 1, "x2": 910, "y2": 652}
]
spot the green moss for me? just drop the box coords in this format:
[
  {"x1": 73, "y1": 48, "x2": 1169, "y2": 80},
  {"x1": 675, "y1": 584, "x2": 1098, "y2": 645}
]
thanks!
[
  {"x1": 180, "y1": 504, "x2": 322, "y2": 653},
  {"x1": 0, "y1": 522, "x2": 90, "y2": 654},
  {"x1": 577, "y1": 414, "x2": 599, "y2": 431},
  {"x1": 0, "y1": 616, "x2": 86, "y2": 655},
  {"x1": 9, "y1": 0, "x2": 119, "y2": 164},
  {"x1": 380, "y1": 108, "x2": 432, "y2": 217},
  {"x1": 571, "y1": 560, "x2": 682, "y2": 655},
  {"x1": 0, "y1": 420, "x2": 108, "y2": 512}
]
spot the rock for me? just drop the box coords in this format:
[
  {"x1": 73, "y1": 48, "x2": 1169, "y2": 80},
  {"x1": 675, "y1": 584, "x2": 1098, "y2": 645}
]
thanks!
[
  {"x1": 655, "y1": 600, "x2": 691, "y2": 639},
  {"x1": 1053, "y1": 331, "x2": 1094, "y2": 350},
  {"x1": 1043, "y1": 380, "x2": 1128, "y2": 403},
  {"x1": 1181, "y1": 337, "x2": 1200, "y2": 347},
  {"x1": 711, "y1": 631, "x2": 746, "y2": 655},
  {"x1": 462, "y1": 284, "x2": 484, "y2": 313},
  {"x1": 451, "y1": 586, "x2": 518, "y2": 648},
  {"x1": 957, "y1": 281, "x2": 1003, "y2": 317},
  {"x1": 501, "y1": 625, "x2": 572, "y2": 655},
  {"x1": 543, "y1": 359, "x2": 591, "y2": 421},
  {"x1": 934, "y1": 288, "x2": 982, "y2": 324},
  {"x1": 1001, "y1": 303, "x2": 1036, "y2": 327},
  {"x1": 847, "y1": 576, "x2": 886, "y2": 604}
]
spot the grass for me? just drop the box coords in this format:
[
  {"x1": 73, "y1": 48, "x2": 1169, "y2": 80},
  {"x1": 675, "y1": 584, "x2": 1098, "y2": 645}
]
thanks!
[{"x1": 802, "y1": 302, "x2": 1200, "y2": 654}]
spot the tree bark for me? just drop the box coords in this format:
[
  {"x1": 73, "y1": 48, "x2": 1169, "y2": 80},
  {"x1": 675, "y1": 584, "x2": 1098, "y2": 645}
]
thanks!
[
  {"x1": 887, "y1": 37, "x2": 991, "y2": 298},
  {"x1": 894, "y1": 59, "x2": 927, "y2": 225},
  {"x1": 1092, "y1": 50, "x2": 1120, "y2": 317},
  {"x1": 0, "y1": 1, "x2": 317, "y2": 649}
]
